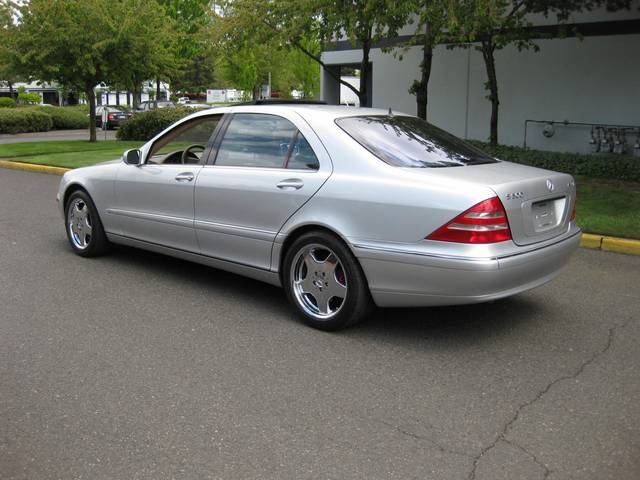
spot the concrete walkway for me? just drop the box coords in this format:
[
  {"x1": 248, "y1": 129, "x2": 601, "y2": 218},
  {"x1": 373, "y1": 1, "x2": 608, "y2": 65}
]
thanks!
[{"x1": 0, "y1": 129, "x2": 117, "y2": 143}]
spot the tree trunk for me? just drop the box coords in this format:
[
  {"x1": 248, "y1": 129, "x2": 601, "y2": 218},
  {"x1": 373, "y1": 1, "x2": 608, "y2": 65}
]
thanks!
[
  {"x1": 8, "y1": 81, "x2": 14, "y2": 99},
  {"x1": 481, "y1": 39, "x2": 499, "y2": 146},
  {"x1": 359, "y1": 37, "x2": 371, "y2": 107},
  {"x1": 414, "y1": 28, "x2": 433, "y2": 121},
  {"x1": 132, "y1": 86, "x2": 141, "y2": 108},
  {"x1": 86, "y1": 87, "x2": 97, "y2": 142},
  {"x1": 156, "y1": 78, "x2": 161, "y2": 100}
]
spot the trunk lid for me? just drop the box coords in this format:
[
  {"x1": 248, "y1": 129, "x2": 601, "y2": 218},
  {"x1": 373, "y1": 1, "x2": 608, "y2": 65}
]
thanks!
[{"x1": 403, "y1": 161, "x2": 576, "y2": 246}]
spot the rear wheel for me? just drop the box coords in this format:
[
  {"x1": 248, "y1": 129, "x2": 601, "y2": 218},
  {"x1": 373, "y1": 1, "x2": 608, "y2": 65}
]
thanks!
[
  {"x1": 283, "y1": 231, "x2": 372, "y2": 331},
  {"x1": 65, "y1": 190, "x2": 110, "y2": 257}
]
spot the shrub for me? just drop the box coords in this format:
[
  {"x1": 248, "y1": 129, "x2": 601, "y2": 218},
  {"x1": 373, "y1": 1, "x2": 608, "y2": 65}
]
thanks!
[
  {"x1": 117, "y1": 107, "x2": 193, "y2": 141},
  {"x1": 471, "y1": 141, "x2": 640, "y2": 183},
  {"x1": 36, "y1": 106, "x2": 89, "y2": 129},
  {"x1": 16, "y1": 88, "x2": 42, "y2": 105},
  {"x1": 0, "y1": 108, "x2": 52, "y2": 134},
  {"x1": 0, "y1": 97, "x2": 16, "y2": 108},
  {"x1": 65, "y1": 104, "x2": 90, "y2": 114}
]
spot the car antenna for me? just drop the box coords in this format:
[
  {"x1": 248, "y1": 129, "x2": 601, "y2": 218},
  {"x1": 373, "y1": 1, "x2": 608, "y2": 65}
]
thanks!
[{"x1": 388, "y1": 107, "x2": 393, "y2": 116}]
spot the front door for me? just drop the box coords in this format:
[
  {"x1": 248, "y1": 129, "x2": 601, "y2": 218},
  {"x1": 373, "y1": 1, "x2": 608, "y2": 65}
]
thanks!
[{"x1": 112, "y1": 115, "x2": 222, "y2": 252}]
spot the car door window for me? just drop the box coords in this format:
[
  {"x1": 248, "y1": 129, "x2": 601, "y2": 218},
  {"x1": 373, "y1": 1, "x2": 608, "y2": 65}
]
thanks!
[
  {"x1": 147, "y1": 115, "x2": 222, "y2": 165},
  {"x1": 215, "y1": 113, "x2": 299, "y2": 168},
  {"x1": 285, "y1": 133, "x2": 320, "y2": 170}
]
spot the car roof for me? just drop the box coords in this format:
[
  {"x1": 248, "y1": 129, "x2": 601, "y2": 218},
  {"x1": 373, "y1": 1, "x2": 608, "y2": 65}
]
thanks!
[{"x1": 186, "y1": 103, "x2": 409, "y2": 122}]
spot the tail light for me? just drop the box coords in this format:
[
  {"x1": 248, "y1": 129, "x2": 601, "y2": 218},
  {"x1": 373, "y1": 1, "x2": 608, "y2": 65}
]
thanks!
[
  {"x1": 108, "y1": 113, "x2": 116, "y2": 120},
  {"x1": 426, "y1": 197, "x2": 512, "y2": 244},
  {"x1": 570, "y1": 196, "x2": 576, "y2": 221}
]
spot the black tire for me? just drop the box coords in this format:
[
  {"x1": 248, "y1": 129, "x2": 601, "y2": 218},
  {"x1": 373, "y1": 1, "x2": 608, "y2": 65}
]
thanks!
[
  {"x1": 64, "y1": 190, "x2": 110, "y2": 257},
  {"x1": 283, "y1": 231, "x2": 373, "y2": 331}
]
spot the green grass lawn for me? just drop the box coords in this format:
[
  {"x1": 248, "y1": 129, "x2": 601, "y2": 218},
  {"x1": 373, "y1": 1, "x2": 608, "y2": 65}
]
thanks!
[
  {"x1": 0, "y1": 140, "x2": 143, "y2": 168},
  {"x1": 1, "y1": 141, "x2": 639, "y2": 239},
  {"x1": 575, "y1": 176, "x2": 640, "y2": 239}
]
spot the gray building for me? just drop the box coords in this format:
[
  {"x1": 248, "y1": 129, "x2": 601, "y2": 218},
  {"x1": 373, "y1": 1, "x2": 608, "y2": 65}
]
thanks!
[{"x1": 320, "y1": 5, "x2": 640, "y2": 154}]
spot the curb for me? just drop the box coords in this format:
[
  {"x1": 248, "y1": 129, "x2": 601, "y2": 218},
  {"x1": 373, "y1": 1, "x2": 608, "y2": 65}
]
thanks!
[
  {"x1": 0, "y1": 159, "x2": 70, "y2": 175},
  {"x1": 2, "y1": 159, "x2": 640, "y2": 256},
  {"x1": 581, "y1": 233, "x2": 640, "y2": 256}
]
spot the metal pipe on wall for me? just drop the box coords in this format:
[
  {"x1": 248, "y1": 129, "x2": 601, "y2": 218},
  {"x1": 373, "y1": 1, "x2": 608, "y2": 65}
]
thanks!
[{"x1": 523, "y1": 119, "x2": 640, "y2": 155}]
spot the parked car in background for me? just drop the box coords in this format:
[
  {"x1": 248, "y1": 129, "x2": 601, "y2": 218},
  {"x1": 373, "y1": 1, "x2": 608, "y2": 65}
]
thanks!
[
  {"x1": 177, "y1": 96, "x2": 191, "y2": 104},
  {"x1": 182, "y1": 103, "x2": 211, "y2": 111},
  {"x1": 135, "y1": 100, "x2": 176, "y2": 113},
  {"x1": 57, "y1": 102, "x2": 581, "y2": 331},
  {"x1": 95, "y1": 106, "x2": 132, "y2": 129}
]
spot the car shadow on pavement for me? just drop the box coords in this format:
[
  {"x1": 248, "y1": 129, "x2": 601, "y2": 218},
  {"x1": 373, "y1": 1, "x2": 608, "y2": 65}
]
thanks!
[
  {"x1": 349, "y1": 297, "x2": 544, "y2": 347},
  {"x1": 101, "y1": 244, "x2": 544, "y2": 345}
]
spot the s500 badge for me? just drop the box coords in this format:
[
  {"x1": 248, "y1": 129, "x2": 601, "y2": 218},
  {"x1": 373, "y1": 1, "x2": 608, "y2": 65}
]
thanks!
[{"x1": 506, "y1": 192, "x2": 524, "y2": 200}]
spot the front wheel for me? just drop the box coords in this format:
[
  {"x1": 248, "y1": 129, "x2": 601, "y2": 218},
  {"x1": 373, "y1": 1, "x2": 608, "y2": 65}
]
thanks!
[
  {"x1": 65, "y1": 190, "x2": 110, "y2": 257},
  {"x1": 283, "y1": 231, "x2": 372, "y2": 331}
]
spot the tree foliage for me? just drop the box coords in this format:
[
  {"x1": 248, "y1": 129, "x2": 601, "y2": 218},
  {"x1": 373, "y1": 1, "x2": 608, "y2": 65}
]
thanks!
[
  {"x1": 210, "y1": 1, "x2": 320, "y2": 99},
  {"x1": 10, "y1": 0, "x2": 177, "y2": 141},
  {"x1": 0, "y1": 0, "x2": 19, "y2": 97},
  {"x1": 157, "y1": 0, "x2": 215, "y2": 94},
  {"x1": 264, "y1": 0, "x2": 411, "y2": 106}
]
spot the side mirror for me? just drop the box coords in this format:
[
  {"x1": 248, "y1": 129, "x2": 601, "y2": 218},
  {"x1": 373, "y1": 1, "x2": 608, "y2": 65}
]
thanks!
[{"x1": 123, "y1": 149, "x2": 141, "y2": 165}]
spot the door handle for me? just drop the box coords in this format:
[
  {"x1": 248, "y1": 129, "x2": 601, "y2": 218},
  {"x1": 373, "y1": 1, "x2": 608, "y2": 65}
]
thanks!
[
  {"x1": 175, "y1": 172, "x2": 195, "y2": 182},
  {"x1": 276, "y1": 178, "x2": 304, "y2": 190}
]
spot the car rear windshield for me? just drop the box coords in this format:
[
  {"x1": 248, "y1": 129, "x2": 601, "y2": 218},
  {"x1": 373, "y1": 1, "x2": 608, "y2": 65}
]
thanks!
[{"x1": 336, "y1": 115, "x2": 497, "y2": 168}]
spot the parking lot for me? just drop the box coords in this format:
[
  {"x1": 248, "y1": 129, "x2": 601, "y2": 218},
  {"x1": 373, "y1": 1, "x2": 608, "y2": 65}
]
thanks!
[{"x1": 1, "y1": 168, "x2": 639, "y2": 479}]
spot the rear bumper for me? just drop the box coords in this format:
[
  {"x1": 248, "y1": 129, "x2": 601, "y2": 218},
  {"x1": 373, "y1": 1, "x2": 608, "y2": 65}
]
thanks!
[{"x1": 354, "y1": 230, "x2": 581, "y2": 307}]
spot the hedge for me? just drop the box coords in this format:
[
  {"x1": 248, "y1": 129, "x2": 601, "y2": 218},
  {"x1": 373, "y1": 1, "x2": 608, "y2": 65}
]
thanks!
[
  {"x1": 471, "y1": 141, "x2": 640, "y2": 183},
  {"x1": 0, "y1": 97, "x2": 16, "y2": 108},
  {"x1": 117, "y1": 107, "x2": 193, "y2": 141},
  {"x1": 0, "y1": 108, "x2": 53, "y2": 134},
  {"x1": 36, "y1": 106, "x2": 89, "y2": 129}
]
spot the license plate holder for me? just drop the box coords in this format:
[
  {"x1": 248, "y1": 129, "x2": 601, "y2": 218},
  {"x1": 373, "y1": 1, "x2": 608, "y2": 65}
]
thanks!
[{"x1": 531, "y1": 198, "x2": 561, "y2": 232}]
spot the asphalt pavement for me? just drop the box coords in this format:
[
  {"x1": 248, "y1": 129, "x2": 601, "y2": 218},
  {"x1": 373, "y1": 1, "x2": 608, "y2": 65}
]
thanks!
[{"x1": 1, "y1": 168, "x2": 639, "y2": 480}]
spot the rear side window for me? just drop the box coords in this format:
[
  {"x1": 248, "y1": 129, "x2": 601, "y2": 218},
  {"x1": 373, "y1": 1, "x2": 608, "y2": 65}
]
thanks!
[
  {"x1": 336, "y1": 115, "x2": 497, "y2": 168},
  {"x1": 215, "y1": 113, "x2": 318, "y2": 170}
]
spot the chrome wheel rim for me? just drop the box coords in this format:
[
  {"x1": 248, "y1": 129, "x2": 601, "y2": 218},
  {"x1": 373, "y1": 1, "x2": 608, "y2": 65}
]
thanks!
[
  {"x1": 67, "y1": 198, "x2": 93, "y2": 250},
  {"x1": 290, "y1": 244, "x2": 347, "y2": 319}
]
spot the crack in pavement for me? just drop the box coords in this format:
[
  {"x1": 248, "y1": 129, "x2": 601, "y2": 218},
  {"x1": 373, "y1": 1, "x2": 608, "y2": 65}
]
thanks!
[
  {"x1": 352, "y1": 413, "x2": 473, "y2": 458},
  {"x1": 503, "y1": 438, "x2": 552, "y2": 479},
  {"x1": 467, "y1": 319, "x2": 632, "y2": 480}
]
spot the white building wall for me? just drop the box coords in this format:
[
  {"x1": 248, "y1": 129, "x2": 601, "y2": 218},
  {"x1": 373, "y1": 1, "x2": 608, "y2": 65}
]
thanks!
[{"x1": 321, "y1": 6, "x2": 640, "y2": 153}]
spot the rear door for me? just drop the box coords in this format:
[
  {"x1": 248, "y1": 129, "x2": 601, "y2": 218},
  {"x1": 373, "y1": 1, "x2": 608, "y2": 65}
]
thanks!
[{"x1": 194, "y1": 111, "x2": 332, "y2": 270}]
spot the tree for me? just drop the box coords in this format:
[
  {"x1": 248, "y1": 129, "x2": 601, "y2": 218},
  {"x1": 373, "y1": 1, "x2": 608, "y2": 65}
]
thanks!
[
  {"x1": 386, "y1": 0, "x2": 450, "y2": 120},
  {"x1": 210, "y1": 2, "x2": 300, "y2": 100},
  {"x1": 265, "y1": 0, "x2": 411, "y2": 107},
  {"x1": 0, "y1": 0, "x2": 19, "y2": 98},
  {"x1": 11, "y1": 0, "x2": 176, "y2": 141},
  {"x1": 286, "y1": 34, "x2": 322, "y2": 98},
  {"x1": 214, "y1": 0, "x2": 411, "y2": 106},
  {"x1": 170, "y1": 49, "x2": 220, "y2": 95},
  {"x1": 157, "y1": 0, "x2": 213, "y2": 97},
  {"x1": 448, "y1": 0, "x2": 632, "y2": 146}
]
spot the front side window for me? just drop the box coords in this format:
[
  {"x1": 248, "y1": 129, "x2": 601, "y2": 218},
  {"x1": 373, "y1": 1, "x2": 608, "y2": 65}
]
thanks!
[
  {"x1": 147, "y1": 115, "x2": 221, "y2": 165},
  {"x1": 336, "y1": 115, "x2": 497, "y2": 168},
  {"x1": 215, "y1": 113, "x2": 318, "y2": 170}
]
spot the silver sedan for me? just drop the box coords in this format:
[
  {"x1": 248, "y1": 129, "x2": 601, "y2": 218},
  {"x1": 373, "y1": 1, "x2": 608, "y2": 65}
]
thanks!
[{"x1": 57, "y1": 104, "x2": 581, "y2": 330}]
